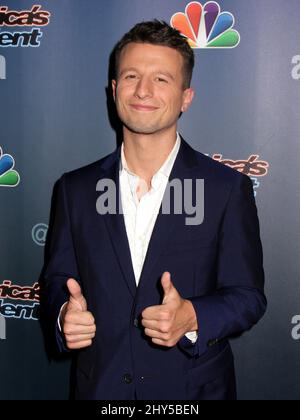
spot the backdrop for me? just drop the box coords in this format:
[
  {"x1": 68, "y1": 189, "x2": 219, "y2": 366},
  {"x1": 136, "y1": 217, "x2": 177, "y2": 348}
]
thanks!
[{"x1": 0, "y1": 0, "x2": 299, "y2": 400}]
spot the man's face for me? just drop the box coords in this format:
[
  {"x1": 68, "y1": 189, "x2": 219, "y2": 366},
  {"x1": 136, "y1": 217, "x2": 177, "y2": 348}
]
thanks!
[{"x1": 112, "y1": 43, "x2": 194, "y2": 136}]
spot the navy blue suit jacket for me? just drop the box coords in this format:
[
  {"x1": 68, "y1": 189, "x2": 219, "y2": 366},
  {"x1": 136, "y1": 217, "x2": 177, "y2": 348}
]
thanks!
[{"x1": 40, "y1": 138, "x2": 266, "y2": 400}]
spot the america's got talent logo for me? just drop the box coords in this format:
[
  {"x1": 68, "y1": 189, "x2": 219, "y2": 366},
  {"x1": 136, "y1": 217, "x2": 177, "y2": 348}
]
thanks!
[
  {"x1": 0, "y1": 281, "x2": 40, "y2": 322},
  {"x1": 171, "y1": 1, "x2": 240, "y2": 49},
  {"x1": 0, "y1": 4, "x2": 51, "y2": 48}
]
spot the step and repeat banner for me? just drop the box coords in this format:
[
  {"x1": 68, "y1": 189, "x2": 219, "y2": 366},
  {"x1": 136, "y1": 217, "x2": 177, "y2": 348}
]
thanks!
[{"x1": 0, "y1": 0, "x2": 299, "y2": 400}]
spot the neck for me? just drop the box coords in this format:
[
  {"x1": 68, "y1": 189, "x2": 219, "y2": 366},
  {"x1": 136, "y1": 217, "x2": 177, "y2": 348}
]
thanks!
[{"x1": 122, "y1": 126, "x2": 177, "y2": 182}]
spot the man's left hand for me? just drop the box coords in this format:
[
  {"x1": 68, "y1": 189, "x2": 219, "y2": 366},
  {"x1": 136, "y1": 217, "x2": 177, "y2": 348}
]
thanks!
[{"x1": 141, "y1": 272, "x2": 198, "y2": 347}]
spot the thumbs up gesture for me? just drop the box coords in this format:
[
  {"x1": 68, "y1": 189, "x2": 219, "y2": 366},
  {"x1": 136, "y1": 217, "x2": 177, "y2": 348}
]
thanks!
[
  {"x1": 141, "y1": 272, "x2": 198, "y2": 347},
  {"x1": 60, "y1": 278, "x2": 96, "y2": 350}
]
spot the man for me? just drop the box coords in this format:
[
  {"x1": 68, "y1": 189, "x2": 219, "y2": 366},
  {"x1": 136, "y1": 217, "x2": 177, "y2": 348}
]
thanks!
[{"x1": 40, "y1": 20, "x2": 266, "y2": 400}]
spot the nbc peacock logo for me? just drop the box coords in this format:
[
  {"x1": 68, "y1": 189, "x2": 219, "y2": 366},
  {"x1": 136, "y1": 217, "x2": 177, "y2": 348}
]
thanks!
[
  {"x1": 171, "y1": 1, "x2": 240, "y2": 49},
  {"x1": 0, "y1": 146, "x2": 20, "y2": 187}
]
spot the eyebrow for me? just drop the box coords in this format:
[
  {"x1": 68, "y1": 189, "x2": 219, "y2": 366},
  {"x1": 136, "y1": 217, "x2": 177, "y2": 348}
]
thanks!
[
  {"x1": 118, "y1": 67, "x2": 137, "y2": 77},
  {"x1": 119, "y1": 67, "x2": 175, "y2": 81}
]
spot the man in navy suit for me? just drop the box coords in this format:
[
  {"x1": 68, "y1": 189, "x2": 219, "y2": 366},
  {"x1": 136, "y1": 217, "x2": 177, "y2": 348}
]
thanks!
[{"x1": 40, "y1": 20, "x2": 266, "y2": 400}]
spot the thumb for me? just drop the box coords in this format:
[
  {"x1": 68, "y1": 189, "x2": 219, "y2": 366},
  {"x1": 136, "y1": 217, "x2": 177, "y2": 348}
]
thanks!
[
  {"x1": 161, "y1": 272, "x2": 173, "y2": 298},
  {"x1": 67, "y1": 278, "x2": 87, "y2": 311}
]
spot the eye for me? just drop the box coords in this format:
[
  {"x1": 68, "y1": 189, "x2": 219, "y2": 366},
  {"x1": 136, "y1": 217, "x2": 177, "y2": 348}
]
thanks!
[
  {"x1": 125, "y1": 74, "x2": 137, "y2": 80},
  {"x1": 156, "y1": 77, "x2": 168, "y2": 83}
]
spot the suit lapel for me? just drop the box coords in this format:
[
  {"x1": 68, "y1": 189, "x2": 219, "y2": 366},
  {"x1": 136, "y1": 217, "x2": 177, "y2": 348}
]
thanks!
[
  {"x1": 99, "y1": 148, "x2": 137, "y2": 298},
  {"x1": 137, "y1": 138, "x2": 199, "y2": 292}
]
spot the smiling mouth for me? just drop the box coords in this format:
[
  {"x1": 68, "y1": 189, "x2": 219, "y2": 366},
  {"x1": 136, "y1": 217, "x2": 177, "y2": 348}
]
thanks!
[{"x1": 130, "y1": 104, "x2": 159, "y2": 112}]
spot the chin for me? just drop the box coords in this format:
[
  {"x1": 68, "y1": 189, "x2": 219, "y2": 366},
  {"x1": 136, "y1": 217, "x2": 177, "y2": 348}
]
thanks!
[{"x1": 124, "y1": 122, "x2": 161, "y2": 135}]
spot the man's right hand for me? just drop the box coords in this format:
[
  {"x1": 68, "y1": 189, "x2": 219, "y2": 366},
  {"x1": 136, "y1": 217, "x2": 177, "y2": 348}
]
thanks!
[{"x1": 60, "y1": 278, "x2": 96, "y2": 350}]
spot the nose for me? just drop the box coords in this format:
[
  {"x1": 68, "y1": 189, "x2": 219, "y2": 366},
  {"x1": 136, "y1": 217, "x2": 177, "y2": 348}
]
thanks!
[{"x1": 134, "y1": 76, "x2": 153, "y2": 100}]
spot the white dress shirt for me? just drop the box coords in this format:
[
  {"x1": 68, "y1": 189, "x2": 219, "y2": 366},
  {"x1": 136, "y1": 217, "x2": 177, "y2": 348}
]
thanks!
[{"x1": 119, "y1": 133, "x2": 197, "y2": 343}]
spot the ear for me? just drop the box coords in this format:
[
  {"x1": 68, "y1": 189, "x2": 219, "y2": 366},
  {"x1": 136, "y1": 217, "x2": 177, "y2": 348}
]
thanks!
[
  {"x1": 112, "y1": 79, "x2": 117, "y2": 102},
  {"x1": 181, "y1": 87, "x2": 195, "y2": 113}
]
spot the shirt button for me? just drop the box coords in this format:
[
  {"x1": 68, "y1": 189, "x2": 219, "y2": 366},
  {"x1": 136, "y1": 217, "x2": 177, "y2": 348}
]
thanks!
[
  {"x1": 123, "y1": 374, "x2": 133, "y2": 384},
  {"x1": 133, "y1": 318, "x2": 139, "y2": 328}
]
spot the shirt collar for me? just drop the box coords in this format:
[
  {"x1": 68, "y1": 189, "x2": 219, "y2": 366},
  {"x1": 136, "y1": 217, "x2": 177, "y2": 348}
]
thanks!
[{"x1": 120, "y1": 132, "x2": 181, "y2": 180}]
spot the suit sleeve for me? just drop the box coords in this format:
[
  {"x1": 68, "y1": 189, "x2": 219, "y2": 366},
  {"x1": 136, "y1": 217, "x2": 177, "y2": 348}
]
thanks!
[
  {"x1": 39, "y1": 174, "x2": 80, "y2": 352},
  {"x1": 178, "y1": 174, "x2": 267, "y2": 357}
]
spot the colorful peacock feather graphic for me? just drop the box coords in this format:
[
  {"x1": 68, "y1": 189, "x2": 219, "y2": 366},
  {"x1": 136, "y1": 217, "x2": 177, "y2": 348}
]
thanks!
[
  {"x1": 171, "y1": 1, "x2": 240, "y2": 49},
  {"x1": 0, "y1": 146, "x2": 20, "y2": 187}
]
